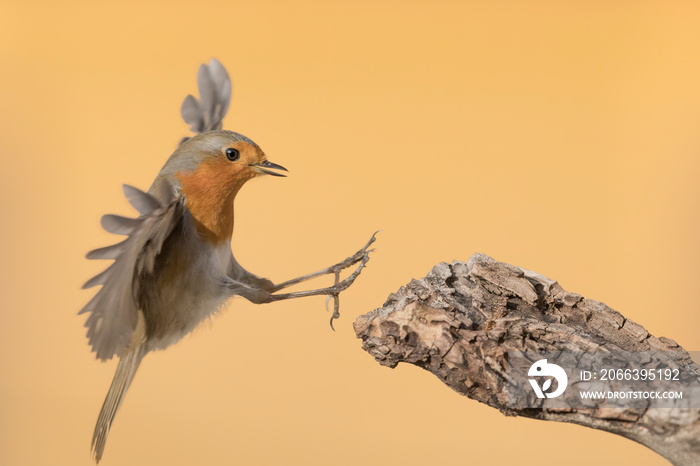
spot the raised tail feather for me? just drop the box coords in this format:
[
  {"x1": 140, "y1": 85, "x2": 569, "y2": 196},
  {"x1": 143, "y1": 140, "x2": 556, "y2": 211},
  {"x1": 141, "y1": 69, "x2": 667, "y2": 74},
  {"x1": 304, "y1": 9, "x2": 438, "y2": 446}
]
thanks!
[
  {"x1": 91, "y1": 344, "x2": 146, "y2": 463},
  {"x1": 180, "y1": 58, "x2": 232, "y2": 135}
]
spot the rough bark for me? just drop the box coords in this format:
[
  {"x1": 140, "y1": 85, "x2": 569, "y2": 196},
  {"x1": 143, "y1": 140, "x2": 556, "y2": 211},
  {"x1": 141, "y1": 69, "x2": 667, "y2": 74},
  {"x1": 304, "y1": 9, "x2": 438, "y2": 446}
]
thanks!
[{"x1": 354, "y1": 253, "x2": 700, "y2": 465}]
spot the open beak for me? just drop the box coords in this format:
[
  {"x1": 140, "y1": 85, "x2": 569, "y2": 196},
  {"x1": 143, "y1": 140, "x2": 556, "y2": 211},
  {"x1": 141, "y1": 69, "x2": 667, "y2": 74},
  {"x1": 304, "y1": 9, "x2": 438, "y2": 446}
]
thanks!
[{"x1": 251, "y1": 160, "x2": 288, "y2": 177}]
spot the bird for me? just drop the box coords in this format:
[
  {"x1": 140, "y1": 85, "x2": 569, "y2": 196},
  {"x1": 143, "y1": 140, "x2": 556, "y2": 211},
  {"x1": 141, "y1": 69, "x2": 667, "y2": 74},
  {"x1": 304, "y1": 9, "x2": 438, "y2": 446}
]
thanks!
[{"x1": 80, "y1": 58, "x2": 376, "y2": 463}]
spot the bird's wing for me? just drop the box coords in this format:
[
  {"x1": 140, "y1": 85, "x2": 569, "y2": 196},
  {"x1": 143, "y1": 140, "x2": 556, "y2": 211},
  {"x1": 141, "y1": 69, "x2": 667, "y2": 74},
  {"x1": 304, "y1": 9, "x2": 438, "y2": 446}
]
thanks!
[
  {"x1": 180, "y1": 58, "x2": 231, "y2": 134},
  {"x1": 80, "y1": 182, "x2": 182, "y2": 361}
]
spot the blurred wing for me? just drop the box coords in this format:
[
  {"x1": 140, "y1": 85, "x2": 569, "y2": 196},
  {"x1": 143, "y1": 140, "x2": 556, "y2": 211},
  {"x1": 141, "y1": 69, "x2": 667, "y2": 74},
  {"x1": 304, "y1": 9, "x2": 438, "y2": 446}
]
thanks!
[
  {"x1": 180, "y1": 58, "x2": 232, "y2": 135},
  {"x1": 80, "y1": 182, "x2": 182, "y2": 361}
]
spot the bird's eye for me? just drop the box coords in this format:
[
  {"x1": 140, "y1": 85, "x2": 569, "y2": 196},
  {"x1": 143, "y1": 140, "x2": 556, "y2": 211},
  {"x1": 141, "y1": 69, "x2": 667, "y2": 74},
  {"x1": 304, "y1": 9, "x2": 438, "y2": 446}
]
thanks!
[{"x1": 225, "y1": 148, "x2": 240, "y2": 161}]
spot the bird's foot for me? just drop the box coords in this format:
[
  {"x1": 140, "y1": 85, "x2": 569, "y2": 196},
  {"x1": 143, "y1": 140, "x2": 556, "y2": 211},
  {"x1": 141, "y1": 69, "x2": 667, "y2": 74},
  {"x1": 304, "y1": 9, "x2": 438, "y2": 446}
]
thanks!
[
  {"x1": 325, "y1": 245, "x2": 374, "y2": 329},
  {"x1": 327, "y1": 231, "x2": 378, "y2": 276},
  {"x1": 265, "y1": 232, "x2": 378, "y2": 328}
]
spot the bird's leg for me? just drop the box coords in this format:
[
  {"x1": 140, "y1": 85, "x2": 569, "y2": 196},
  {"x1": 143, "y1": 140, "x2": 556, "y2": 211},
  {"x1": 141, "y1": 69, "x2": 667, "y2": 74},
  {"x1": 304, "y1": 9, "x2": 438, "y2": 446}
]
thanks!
[{"x1": 268, "y1": 232, "x2": 378, "y2": 293}]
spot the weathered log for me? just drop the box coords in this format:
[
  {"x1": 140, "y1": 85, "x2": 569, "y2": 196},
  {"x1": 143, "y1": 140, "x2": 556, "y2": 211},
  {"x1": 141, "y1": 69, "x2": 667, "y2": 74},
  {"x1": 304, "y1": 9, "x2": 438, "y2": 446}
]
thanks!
[{"x1": 354, "y1": 253, "x2": 700, "y2": 465}]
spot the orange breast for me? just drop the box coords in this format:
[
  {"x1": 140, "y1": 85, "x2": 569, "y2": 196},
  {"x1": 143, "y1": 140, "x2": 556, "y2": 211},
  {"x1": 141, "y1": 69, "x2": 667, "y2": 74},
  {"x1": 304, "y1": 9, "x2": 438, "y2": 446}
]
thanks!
[{"x1": 175, "y1": 158, "x2": 242, "y2": 245}]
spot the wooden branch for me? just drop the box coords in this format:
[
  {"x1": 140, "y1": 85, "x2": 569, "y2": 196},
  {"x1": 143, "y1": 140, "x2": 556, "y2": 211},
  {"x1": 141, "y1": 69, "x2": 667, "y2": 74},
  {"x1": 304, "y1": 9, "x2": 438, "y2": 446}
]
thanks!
[{"x1": 354, "y1": 254, "x2": 700, "y2": 466}]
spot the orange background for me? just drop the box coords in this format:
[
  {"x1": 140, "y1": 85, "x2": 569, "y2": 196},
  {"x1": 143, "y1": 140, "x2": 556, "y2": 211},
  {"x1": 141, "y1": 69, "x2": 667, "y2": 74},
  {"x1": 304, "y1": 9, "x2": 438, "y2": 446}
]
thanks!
[{"x1": 1, "y1": 1, "x2": 699, "y2": 465}]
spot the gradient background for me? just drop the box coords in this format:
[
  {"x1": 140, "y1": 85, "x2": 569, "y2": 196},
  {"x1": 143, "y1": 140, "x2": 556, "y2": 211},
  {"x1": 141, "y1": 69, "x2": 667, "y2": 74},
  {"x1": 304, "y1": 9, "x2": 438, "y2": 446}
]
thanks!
[{"x1": 1, "y1": 1, "x2": 699, "y2": 465}]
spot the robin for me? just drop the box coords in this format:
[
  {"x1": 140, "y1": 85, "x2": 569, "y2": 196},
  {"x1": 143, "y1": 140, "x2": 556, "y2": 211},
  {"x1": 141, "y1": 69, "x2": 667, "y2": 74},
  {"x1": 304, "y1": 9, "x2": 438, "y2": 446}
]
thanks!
[{"x1": 81, "y1": 58, "x2": 376, "y2": 463}]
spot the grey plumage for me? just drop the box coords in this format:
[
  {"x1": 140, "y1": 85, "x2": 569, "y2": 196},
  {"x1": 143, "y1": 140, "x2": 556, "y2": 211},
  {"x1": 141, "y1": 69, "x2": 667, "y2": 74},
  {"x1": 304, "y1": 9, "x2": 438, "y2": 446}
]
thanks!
[
  {"x1": 83, "y1": 183, "x2": 183, "y2": 463},
  {"x1": 180, "y1": 58, "x2": 231, "y2": 133},
  {"x1": 123, "y1": 184, "x2": 161, "y2": 214},
  {"x1": 85, "y1": 242, "x2": 125, "y2": 261},
  {"x1": 91, "y1": 341, "x2": 147, "y2": 463},
  {"x1": 80, "y1": 183, "x2": 181, "y2": 361},
  {"x1": 100, "y1": 215, "x2": 140, "y2": 235}
]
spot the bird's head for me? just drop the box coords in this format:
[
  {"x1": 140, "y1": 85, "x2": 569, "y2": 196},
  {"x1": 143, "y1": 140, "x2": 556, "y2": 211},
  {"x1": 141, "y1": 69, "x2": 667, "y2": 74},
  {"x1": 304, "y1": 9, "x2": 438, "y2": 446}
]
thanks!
[
  {"x1": 151, "y1": 130, "x2": 287, "y2": 243},
  {"x1": 152, "y1": 130, "x2": 287, "y2": 198}
]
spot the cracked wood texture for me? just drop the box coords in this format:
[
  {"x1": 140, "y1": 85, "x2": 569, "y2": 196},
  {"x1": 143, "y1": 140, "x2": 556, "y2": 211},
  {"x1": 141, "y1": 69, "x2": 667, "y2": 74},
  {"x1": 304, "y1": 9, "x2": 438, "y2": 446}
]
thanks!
[{"x1": 354, "y1": 253, "x2": 700, "y2": 466}]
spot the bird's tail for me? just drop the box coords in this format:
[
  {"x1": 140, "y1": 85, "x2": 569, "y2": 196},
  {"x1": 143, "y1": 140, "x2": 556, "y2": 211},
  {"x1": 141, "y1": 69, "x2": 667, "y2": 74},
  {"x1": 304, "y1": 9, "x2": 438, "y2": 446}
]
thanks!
[{"x1": 91, "y1": 344, "x2": 146, "y2": 463}]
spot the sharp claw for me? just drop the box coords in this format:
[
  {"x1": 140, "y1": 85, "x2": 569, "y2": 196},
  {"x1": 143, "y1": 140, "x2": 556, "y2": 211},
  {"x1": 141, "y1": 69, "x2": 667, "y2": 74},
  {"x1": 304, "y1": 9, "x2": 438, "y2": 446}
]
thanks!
[
  {"x1": 360, "y1": 232, "x2": 379, "y2": 253},
  {"x1": 329, "y1": 270, "x2": 341, "y2": 330},
  {"x1": 329, "y1": 294, "x2": 340, "y2": 330},
  {"x1": 325, "y1": 232, "x2": 379, "y2": 279}
]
